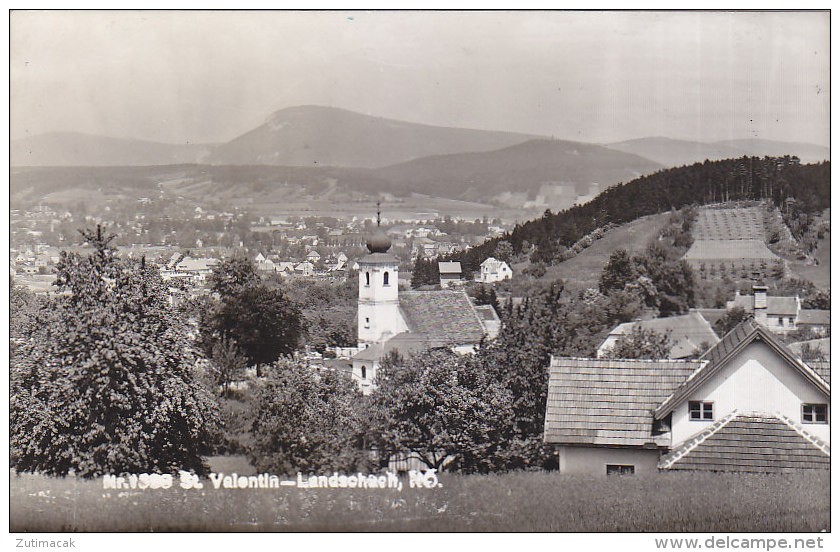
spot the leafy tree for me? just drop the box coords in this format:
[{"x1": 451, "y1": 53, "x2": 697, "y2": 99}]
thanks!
[
  {"x1": 411, "y1": 255, "x2": 439, "y2": 288},
  {"x1": 11, "y1": 226, "x2": 220, "y2": 477},
  {"x1": 599, "y1": 249, "x2": 639, "y2": 293},
  {"x1": 494, "y1": 240, "x2": 515, "y2": 263},
  {"x1": 210, "y1": 255, "x2": 260, "y2": 297},
  {"x1": 208, "y1": 338, "x2": 247, "y2": 398},
  {"x1": 714, "y1": 306, "x2": 748, "y2": 336},
  {"x1": 471, "y1": 284, "x2": 500, "y2": 311},
  {"x1": 200, "y1": 284, "x2": 303, "y2": 376},
  {"x1": 369, "y1": 349, "x2": 514, "y2": 472},
  {"x1": 248, "y1": 360, "x2": 369, "y2": 475},
  {"x1": 798, "y1": 343, "x2": 826, "y2": 362},
  {"x1": 605, "y1": 326, "x2": 672, "y2": 359}
]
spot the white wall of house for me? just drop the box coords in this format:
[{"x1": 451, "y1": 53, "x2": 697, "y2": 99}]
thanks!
[
  {"x1": 556, "y1": 446, "x2": 661, "y2": 475},
  {"x1": 670, "y1": 341, "x2": 830, "y2": 446},
  {"x1": 351, "y1": 358, "x2": 379, "y2": 395}
]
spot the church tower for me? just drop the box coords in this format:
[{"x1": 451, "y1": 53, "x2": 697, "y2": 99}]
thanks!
[{"x1": 357, "y1": 203, "x2": 404, "y2": 349}]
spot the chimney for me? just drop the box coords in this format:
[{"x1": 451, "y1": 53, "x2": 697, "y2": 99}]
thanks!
[{"x1": 753, "y1": 284, "x2": 768, "y2": 326}]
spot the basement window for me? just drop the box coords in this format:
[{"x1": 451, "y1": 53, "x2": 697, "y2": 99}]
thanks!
[
  {"x1": 689, "y1": 401, "x2": 714, "y2": 421},
  {"x1": 802, "y1": 404, "x2": 828, "y2": 424},
  {"x1": 606, "y1": 465, "x2": 634, "y2": 476}
]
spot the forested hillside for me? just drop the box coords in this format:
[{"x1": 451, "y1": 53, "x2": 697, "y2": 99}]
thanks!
[{"x1": 431, "y1": 157, "x2": 830, "y2": 277}]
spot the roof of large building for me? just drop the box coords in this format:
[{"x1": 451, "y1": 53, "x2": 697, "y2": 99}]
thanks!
[
  {"x1": 654, "y1": 318, "x2": 830, "y2": 418},
  {"x1": 601, "y1": 312, "x2": 718, "y2": 359},
  {"x1": 398, "y1": 290, "x2": 485, "y2": 343},
  {"x1": 797, "y1": 309, "x2": 831, "y2": 325},
  {"x1": 352, "y1": 332, "x2": 448, "y2": 363},
  {"x1": 659, "y1": 413, "x2": 830, "y2": 472},
  {"x1": 544, "y1": 357, "x2": 703, "y2": 447},
  {"x1": 683, "y1": 239, "x2": 778, "y2": 261},
  {"x1": 729, "y1": 293, "x2": 799, "y2": 316}
]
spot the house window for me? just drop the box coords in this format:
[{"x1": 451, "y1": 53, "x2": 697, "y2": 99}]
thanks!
[
  {"x1": 383, "y1": 271, "x2": 390, "y2": 286},
  {"x1": 606, "y1": 465, "x2": 634, "y2": 476},
  {"x1": 361, "y1": 365, "x2": 367, "y2": 380},
  {"x1": 689, "y1": 401, "x2": 714, "y2": 421},
  {"x1": 802, "y1": 404, "x2": 828, "y2": 424},
  {"x1": 364, "y1": 317, "x2": 370, "y2": 329},
  {"x1": 789, "y1": 316, "x2": 795, "y2": 326},
  {"x1": 365, "y1": 272, "x2": 370, "y2": 286},
  {"x1": 777, "y1": 317, "x2": 784, "y2": 326}
]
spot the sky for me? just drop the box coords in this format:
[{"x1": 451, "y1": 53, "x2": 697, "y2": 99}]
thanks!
[{"x1": 10, "y1": 10, "x2": 831, "y2": 147}]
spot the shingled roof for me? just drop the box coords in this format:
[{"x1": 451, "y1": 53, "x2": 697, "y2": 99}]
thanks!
[
  {"x1": 544, "y1": 357, "x2": 704, "y2": 447},
  {"x1": 730, "y1": 293, "x2": 799, "y2": 316},
  {"x1": 352, "y1": 332, "x2": 448, "y2": 363},
  {"x1": 602, "y1": 312, "x2": 718, "y2": 359},
  {"x1": 653, "y1": 317, "x2": 830, "y2": 419},
  {"x1": 659, "y1": 413, "x2": 830, "y2": 472},
  {"x1": 398, "y1": 290, "x2": 485, "y2": 344}
]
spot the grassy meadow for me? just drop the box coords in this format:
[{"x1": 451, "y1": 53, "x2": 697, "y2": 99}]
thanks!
[{"x1": 10, "y1": 468, "x2": 829, "y2": 532}]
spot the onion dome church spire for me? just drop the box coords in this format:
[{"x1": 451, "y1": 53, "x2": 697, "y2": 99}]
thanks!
[{"x1": 366, "y1": 201, "x2": 392, "y2": 253}]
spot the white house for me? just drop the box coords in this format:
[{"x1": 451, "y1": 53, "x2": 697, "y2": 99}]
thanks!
[
  {"x1": 545, "y1": 317, "x2": 830, "y2": 475},
  {"x1": 477, "y1": 257, "x2": 512, "y2": 283}
]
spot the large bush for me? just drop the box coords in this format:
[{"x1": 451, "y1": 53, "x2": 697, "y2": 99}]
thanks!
[{"x1": 11, "y1": 227, "x2": 220, "y2": 477}]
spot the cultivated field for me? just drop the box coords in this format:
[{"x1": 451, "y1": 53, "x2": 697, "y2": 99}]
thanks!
[{"x1": 11, "y1": 469, "x2": 829, "y2": 532}]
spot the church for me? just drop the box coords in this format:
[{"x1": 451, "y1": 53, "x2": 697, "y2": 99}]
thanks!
[{"x1": 350, "y1": 213, "x2": 499, "y2": 394}]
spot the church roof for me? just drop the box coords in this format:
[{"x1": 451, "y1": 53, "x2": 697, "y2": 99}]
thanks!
[
  {"x1": 398, "y1": 290, "x2": 485, "y2": 344},
  {"x1": 358, "y1": 252, "x2": 399, "y2": 265},
  {"x1": 353, "y1": 332, "x2": 449, "y2": 362}
]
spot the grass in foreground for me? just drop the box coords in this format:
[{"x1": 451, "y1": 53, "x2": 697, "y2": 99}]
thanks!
[{"x1": 10, "y1": 469, "x2": 829, "y2": 532}]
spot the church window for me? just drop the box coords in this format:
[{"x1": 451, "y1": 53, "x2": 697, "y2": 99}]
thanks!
[
  {"x1": 365, "y1": 272, "x2": 370, "y2": 286},
  {"x1": 361, "y1": 365, "x2": 367, "y2": 380},
  {"x1": 383, "y1": 271, "x2": 390, "y2": 286}
]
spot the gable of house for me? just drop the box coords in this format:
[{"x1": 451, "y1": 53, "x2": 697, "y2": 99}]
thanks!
[{"x1": 654, "y1": 318, "x2": 829, "y2": 420}]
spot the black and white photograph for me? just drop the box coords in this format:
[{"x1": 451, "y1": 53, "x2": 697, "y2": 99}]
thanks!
[{"x1": 7, "y1": 9, "x2": 832, "y2": 541}]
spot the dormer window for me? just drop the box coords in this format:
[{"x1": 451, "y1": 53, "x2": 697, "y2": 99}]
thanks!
[
  {"x1": 383, "y1": 271, "x2": 390, "y2": 286},
  {"x1": 802, "y1": 404, "x2": 828, "y2": 424},
  {"x1": 689, "y1": 401, "x2": 713, "y2": 421}
]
